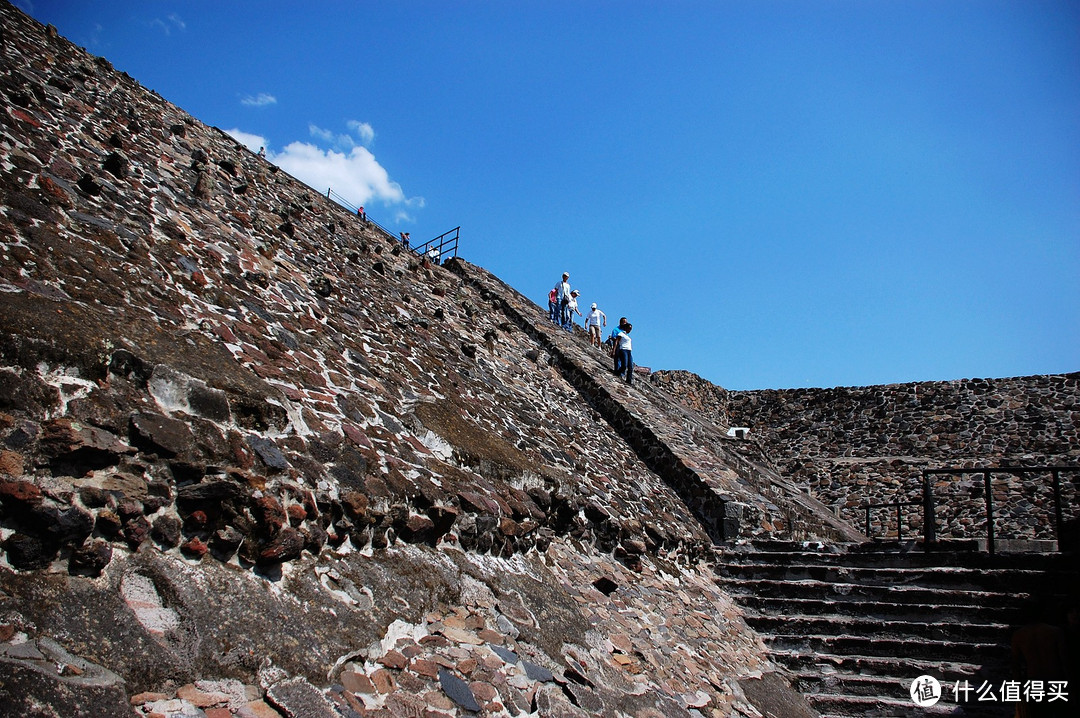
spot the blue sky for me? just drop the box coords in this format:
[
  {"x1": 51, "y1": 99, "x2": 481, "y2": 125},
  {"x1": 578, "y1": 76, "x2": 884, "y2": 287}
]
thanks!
[{"x1": 20, "y1": 1, "x2": 1080, "y2": 390}]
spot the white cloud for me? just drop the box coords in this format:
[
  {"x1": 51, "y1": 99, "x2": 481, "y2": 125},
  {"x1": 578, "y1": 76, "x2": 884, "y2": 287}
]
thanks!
[
  {"x1": 271, "y1": 142, "x2": 416, "y2": 211},
  {"x1": 224, "y1": 128, "x2": 267, "y2": 154},
  {"x1": 347, "y1": 120, "x2": 376, "y2": 146},
  {"x1": 223, "y1": 127, "x2": 422, "y2": 222},
  {"x1": 308, "y1": 120, "x2": 375, "y2": 151},
  {"x1": 150, "y1": 14, "x2": 186, "y2": 35},
  {"x1": 241, "y1": 92, "x2": 277, "y2": 108},
  {"x1": 309, "y1": 124, "x2": 354, "y2": 150}
]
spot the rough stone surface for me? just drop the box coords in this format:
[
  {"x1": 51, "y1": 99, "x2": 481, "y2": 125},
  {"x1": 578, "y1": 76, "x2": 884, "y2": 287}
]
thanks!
[
  {"x1": 12, "y1": 4, "x2": 1072, "y2": 717},
  {"x1": 651, "y1": 370, "x2": 1079, "y2": 542}
]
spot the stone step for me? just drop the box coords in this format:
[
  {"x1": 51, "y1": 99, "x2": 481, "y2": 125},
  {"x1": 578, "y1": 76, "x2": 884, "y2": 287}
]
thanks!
[
  {"x1": 765, "y1": 633, "x2": 1006, "y2": 664},
  {"x1": 792, "y1": 671, "x2": 913, "y2": 699},
  {"x1": 718, "y1": 577, "x2": 1035, "y2": 609},
  {"x1": 811, "y1": 691, "x2": 1014, "y2": 718},
  {"x1": 722, "y1": 545, "x2": 1072, "y2": 718},
  {"x1": 769, "y1": 648, "x2": 1005, "y2": 683},
  {"x1": 722, "y1": 543, "x2": 1072, "y2": 571},
  {"x1": 716, "y1": 561, "x2": 1069, "y2": 593},
  {"x1": 732, "y1": 595, "x2": 1026, "y2": 623},
  {"x1": 745, "y1": 614, "x2": 1011, "y2": 644}
]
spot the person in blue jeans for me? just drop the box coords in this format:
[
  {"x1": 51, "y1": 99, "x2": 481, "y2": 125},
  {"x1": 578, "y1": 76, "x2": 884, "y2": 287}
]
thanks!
[
  {"x1": 615, "y1": 323, "x2": 633, "y2": 384},
  {"x1": 557, "y1": 272, "x2": 572, "y2": 327},
  {"x1": 610, "y1": 317, "x2": 628, "y2": 375}
]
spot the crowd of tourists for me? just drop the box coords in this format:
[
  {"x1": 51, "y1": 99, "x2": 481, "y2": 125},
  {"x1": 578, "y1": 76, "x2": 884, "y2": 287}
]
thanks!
[{"x1": 548, "y1": 272, "x2": 634, "y2": 385}]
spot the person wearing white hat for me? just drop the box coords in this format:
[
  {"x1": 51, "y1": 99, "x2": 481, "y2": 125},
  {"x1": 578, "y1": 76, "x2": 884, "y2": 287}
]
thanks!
[
  {"x1": 565, "y1": 289, "x2": 582, "y2": 331},
  {"x1": 556, "y1": 272, "x2": 572, "y2": 328},
  {"x1": 584, "y1": 302, "x2": 607, "y2": 348}
]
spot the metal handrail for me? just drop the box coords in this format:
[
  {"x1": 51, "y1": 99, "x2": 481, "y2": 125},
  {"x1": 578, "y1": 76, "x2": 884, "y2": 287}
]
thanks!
[
  {"x1": 921, "y1": 466, "x2": 1078, "y2": 554},
  {"x1": 325, "y1": 188, "x2": 460, "y2": 263},
  {"x1": 412, "y1": 226, "x2": 459, "y2": 263},
  {"x1": 864, "y1": 498, "x2": 922, "y2": 541},
  {"x1": 860, "y1": 465, "x2": 1078, "y2": 552}
]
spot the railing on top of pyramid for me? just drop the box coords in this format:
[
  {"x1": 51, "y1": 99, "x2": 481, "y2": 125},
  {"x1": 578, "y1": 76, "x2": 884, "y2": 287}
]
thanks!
[{"x1": 327, "y1": 188, "x2": 459, "y2": 263}]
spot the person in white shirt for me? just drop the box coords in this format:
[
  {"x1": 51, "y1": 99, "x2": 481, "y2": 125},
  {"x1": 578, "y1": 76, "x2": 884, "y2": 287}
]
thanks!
[
  {"x1": 565, "y1": 290, "x2": 582, "y2": 330},
  {"x1": 584, "y1": 303, "x2": 607, "y2": 348},
  {"x1": 556, "y1": 272, "x2": 572, "y2": 328},
  {"x1": 615, "y1": 323, "x2": 633, "y2": 384}
]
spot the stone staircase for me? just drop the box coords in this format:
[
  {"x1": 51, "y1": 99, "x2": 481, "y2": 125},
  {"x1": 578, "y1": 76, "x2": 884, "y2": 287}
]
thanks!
[{"x1": 716, "y1": 541, "x2": 1078, "y2": 717}]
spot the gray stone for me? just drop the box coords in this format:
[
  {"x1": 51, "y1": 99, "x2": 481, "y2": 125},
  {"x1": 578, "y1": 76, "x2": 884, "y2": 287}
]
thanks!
[
  {"x1": 265, "y1": 676, "x2": 338, "y2": 718},
  {"x1": 438, "y1": 667, "x2": 481, "y2": 712}
]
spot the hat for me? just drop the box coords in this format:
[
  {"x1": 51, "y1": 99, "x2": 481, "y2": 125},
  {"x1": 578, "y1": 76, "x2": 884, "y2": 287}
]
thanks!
[
  {"x1": 591, "y1": 303, "x2": 597, "y2": 309},
  {"x1": 562, "y1": 272, "x2": 569, "y2": 278},
  {"x1": 571, "y1": 290, "x2": 579, "y2": 296}
]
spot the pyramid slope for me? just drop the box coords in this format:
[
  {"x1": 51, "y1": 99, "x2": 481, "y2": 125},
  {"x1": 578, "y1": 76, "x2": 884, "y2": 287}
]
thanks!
[{"x1": 0, "y1": 5, "x2": 819, "y2": 716}]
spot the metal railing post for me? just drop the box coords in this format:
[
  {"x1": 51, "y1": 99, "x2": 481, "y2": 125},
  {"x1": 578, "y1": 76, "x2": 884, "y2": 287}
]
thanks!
[
  {"x1": 895, "y1": 497, "x2": 903, "y2": 540},
  {"x1": 923, "y1": 472, "x2": 936, "y2": 549},
  {"x1": 1053, "y1": 469, "x2": 1064, "y2": 551},
  {"x1": 984, "y1": 470, "x2": 995, "y2": 555},
  {"x1": 865, "y1": 505, "x2": 871, "y2": 538}
]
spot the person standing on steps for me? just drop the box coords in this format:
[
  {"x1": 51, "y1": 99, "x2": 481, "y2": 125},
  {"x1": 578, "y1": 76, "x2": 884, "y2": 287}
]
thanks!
[
  {"x1": 611, "y1": 317, "x2": 628, "y2": 374},
  {"x1": 615, "y1": 322, "x2": 633, "y2": 385},
  {"x1": 556, "y1": 272, "x2": 572, "y2": 328},
  {"x1": 548, "y1": 285, "x2": 560, "y2": 324},
  {"x1": 565, "y1": 290, "x2": 582, "y2": 330},
  {"x1": 585, "y1": 303, "x2": 607, "y2": 348}
]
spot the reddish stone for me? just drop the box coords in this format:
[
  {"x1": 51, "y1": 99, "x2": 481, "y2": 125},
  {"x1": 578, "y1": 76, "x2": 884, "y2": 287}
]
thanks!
[
  {"x1": 419, "y1": 635, "x2": 451, "y2": 648},
  {"x1": 11, "y1": 109, "x2": 41, "y2": 127},
  {"x1": 129, "y1": 692, "x2": 169, "y2": 705},
  {"x1": 286, "y1": 503, "x2": 307, "y2": 526},
  {"x1": 236, "y1": 700, "x2": 281, "y2": 718},
  {"x1": 257, "y1": 526, "x2": 304, "y2": 563},
  {"x1": 187, "y1": 510, "x2": 209, "y2": 527},
  {"x1": 405, "y1": 514, "x2": 435, "y2": 533},
  {"x1": 180, "y1": 536, "x2": 209, "y2": 558},
  {"x1": 470, "y1": 681, "x2": 497, "y2": 702},
  {"x1": 254, "y1": 494, "x2": 286, "y2": 532},
  {"x1": 410, "y1": 658, "x2": 440, "y2": 679},
  {"x1": 341, "y1": 670, "x2": 376, "y2": 694},
  {"x1": 371, "y1": 668, "x2": 396, "y2": 694},
  {"x1": 458, "y1": 491, "x2": 498, "y2": 514},
  {"x1": 123, "y1": 516, "x2": 152, "y2": 548},
  {"x1": 477, "y1": 628, "x2": 504, "y2": 644},
  {"x1": 343, "y1": 424, "x2": 373, "y2": 449},
  {"x1": 378, "y1": 649, "x2": 407, "y2": 670},
  {"x1": 0, "y1": 478, "x2": 39, "y2": 504},
  {"x1": 0, "y1": 451, "x2": 24, "y2": 477},
  {"x1": 341, "y1": 491, "x2": 369, "y2": 520}
]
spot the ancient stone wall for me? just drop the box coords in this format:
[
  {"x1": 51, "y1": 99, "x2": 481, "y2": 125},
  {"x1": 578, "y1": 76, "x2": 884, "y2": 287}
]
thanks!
[
  {"x1": 651, "y1": 370, "x2": 1080, "y2": 543},
  {"x1": 0, "y1": 5, "x2": 814, "y2": 716}
]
